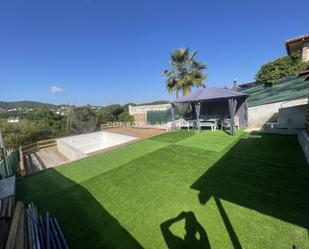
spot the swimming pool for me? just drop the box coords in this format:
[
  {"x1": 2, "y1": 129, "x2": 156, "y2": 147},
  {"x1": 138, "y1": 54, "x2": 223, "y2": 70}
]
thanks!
[{"x1": 57, "y1": 131, "x2": 137, "y2": 161}]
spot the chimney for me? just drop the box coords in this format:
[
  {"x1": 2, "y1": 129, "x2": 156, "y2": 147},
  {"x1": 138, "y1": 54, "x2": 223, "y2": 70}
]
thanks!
[{"x1": 232, "y1": 79, "x2": 238, "y2": 90}]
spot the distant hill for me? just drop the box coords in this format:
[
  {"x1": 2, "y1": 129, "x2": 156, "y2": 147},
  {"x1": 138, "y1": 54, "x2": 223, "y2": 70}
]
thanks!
[
  {"x1": 0, "y1": 100, "x2": 170, "y2": 110},
  {"x1": 0, "y1": 101, "x2": 57, "y2": 109},
  {"x1": 133, "y1": 100, "x2": 170, "y2": 106}
]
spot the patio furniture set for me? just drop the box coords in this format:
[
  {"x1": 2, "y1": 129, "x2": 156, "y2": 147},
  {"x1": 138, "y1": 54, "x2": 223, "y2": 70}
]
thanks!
[
  {"x1": 174, "y1": 116, "x2": 240, "y2": 131},
  {"x1": 170, "y1": 87, "x2": 248, "y2": 135}
]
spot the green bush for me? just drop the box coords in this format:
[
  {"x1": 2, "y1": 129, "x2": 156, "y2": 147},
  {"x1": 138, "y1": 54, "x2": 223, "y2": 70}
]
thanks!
[
  {"x1": 118, "y1": 111, "x2": 134, "y2": 122},
  {"x1": 256, "y1": 52, "x2": 309, "y2": 85}
]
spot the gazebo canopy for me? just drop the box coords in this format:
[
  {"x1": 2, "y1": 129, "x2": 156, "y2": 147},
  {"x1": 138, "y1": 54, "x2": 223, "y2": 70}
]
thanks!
[
  {"x1": 170, "y1": 87, "x2": 249, "y2": 135},
  {"x1": 171, "y1": 87, "x2": 247, "y2": 103}
]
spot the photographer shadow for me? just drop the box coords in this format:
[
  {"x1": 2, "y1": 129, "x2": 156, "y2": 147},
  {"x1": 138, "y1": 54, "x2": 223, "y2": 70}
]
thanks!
[{"x1": 160, "y1": 211, "x2": 211, "y2": 249}]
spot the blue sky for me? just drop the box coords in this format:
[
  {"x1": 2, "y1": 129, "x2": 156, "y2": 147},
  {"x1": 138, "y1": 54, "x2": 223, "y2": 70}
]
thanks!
[{"x1": 0, "y1": 0, "x2": 308, "y2": 106}]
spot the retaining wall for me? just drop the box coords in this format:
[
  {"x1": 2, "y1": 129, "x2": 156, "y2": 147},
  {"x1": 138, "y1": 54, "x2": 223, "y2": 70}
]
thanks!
[
  {"x1": 248, "y1": 98, "x2": 307, "y2": 129},
  {"x1": 298, "y1": 130, "x2": 309, "y2": 165}
]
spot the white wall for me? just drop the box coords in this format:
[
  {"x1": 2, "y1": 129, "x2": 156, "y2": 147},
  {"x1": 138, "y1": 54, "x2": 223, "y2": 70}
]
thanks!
[
  {"x1": 129, "y1": 104, "x2": 170, "y2": 115},
  {"x1": 248, "y1": 98, "x2": 307, "y2": 128},
  {"x1": 57, "y1": 140, "x2": 87, "y2": 161},
  {"x1": 57, "y1": 131, "x2": 137, "y2": 160},
  {"x1": 302, "y1": 41, "x2": 309, "y2": 62},
  {"x1": 277, "y1": 104, "x2": 307, "y2": 129}
]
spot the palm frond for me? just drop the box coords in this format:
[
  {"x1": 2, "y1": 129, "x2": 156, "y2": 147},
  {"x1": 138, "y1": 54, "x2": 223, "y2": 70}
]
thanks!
[
  {"x1": 189, "y1": 50, "x2": 197, "y2": 61},
  {"x1": 163, "y1": 47, "x2": 207, "y2": 98}
]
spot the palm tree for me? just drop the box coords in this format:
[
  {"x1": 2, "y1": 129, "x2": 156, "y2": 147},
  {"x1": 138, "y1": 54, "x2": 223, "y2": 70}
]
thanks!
[{"x1": 163, "y1": 48, "x2": 207, "y2": 98}]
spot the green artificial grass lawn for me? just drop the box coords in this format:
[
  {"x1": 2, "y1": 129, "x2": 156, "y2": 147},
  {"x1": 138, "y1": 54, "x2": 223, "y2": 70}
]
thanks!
[{"x1": 17, "y1": 130, "x2": 309, "y2": 249}]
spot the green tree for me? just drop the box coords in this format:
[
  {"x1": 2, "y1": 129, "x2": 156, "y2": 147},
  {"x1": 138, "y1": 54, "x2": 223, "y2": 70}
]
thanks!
[
  {"x1": 71, "y1": 106, "x2": 99, "y2": 133},
  {"x1": 0, "y1": 119, "x2": 54, "y2": 149},
  {"x1": 96, "y1": 109, "x2": 114, "y2": 124},
  {"x1": 103, "y1": 104, "x2": 124, "y2": 120},
  {"x1": 163, "y1": 48, "x2": 207, "y2": 98},
  {"x1": 34, "y1": 108, "x2": 67, "y2": 136},
  {"x1": 256, "y1": 52, "x2": 309, "y2": 86},
  {"x1": 118, "y1": 111, "x2": 134, "y2": 122}
]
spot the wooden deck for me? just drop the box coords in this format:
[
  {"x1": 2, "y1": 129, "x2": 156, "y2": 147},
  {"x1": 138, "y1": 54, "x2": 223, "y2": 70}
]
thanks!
[
  {"x1": 103, "y1": 127, "x2": 166, "y2": 140},
  {"x1": 24, "y1": 146, "x2": 69, "y2": 175}
]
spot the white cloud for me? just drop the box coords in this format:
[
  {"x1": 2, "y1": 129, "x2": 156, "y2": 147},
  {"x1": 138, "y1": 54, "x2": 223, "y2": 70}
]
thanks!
[{"x1": 49, "y1": 86, "x2": 64, "y2": 94}]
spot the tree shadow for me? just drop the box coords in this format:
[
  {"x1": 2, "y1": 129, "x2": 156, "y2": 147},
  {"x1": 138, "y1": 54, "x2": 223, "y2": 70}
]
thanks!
[
  {"x1": 17, "y1": 168, "x2": 144, "y2": 249},
  {"x1": 192, "y1": 133, "x2": 309, "y2": 230},
  {"x1": 160, "y1": 211, "x2": 211, "y2": 249}
]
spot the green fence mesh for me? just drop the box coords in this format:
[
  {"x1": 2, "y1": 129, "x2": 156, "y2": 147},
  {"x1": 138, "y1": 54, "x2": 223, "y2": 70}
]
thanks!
[
  {"x1": 147, "y1": 110, "x2": 171, "y2": 124},
  {"x1": 0, "y1": 150, "x2": 19, "y2": 179},
  {"x1": 243, "y1": 76, "x2": 309, "y2": 107},
  {"x1": 147, "y1": 103, "x2": 191, "y2": 124}
]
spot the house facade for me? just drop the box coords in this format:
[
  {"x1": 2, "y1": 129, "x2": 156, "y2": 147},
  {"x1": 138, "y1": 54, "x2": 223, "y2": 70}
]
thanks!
[
  {"x1": 129, "y1": 104, "x2": 170, "y2": 125},
  {"x1": 7, "y1": 117, "x2": 20, "y2": 123},
  {"x1": 285, "y1": 34, "x2": 309, "y2": 62}
]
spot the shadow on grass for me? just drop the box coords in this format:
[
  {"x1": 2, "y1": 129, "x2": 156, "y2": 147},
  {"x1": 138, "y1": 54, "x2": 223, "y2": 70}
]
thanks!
[
  {"x1": 160, "y1": 211, "x2": 211, "y2": 249},
  {"x1": 192, "y1": 133, "x2": 309, "y2": 230},
  {"x1": 213, "y1": 197, "x2": 242, "y2": 249},
  {"x1": 17, "y1": 169, "x2": 143, "y2": 249}
]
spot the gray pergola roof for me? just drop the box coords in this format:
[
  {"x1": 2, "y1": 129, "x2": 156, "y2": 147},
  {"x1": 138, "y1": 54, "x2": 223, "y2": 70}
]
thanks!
[{"x1": 171, "y1": 87, "x2": 248, "y2": 103}]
